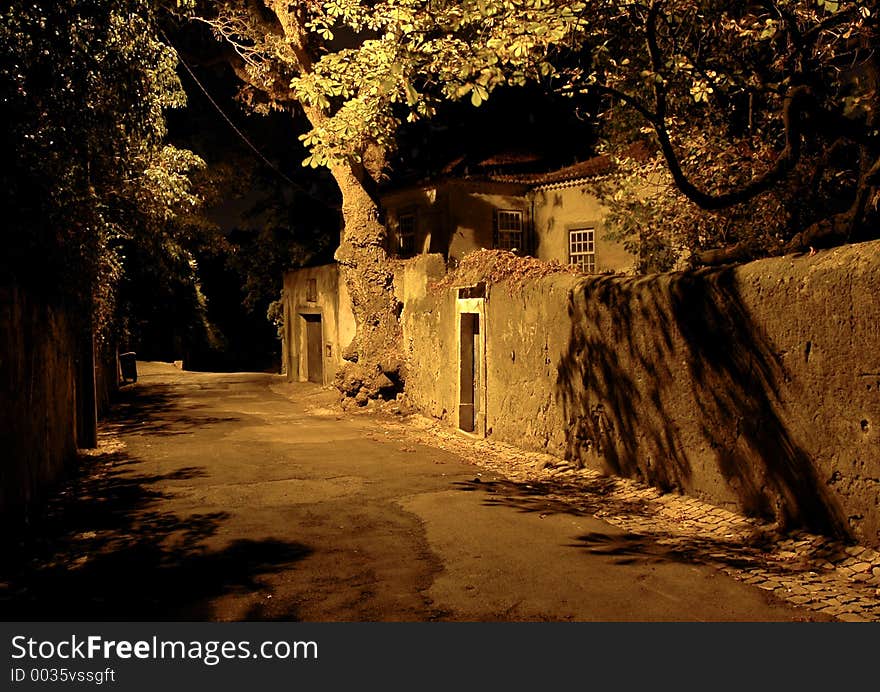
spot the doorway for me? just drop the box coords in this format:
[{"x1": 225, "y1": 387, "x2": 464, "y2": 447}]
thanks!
[
  {"x1": 303, "y1": 314, "x2": 324, "y2": 384},
  {"x1": 459, "y1": 312, "x2": 480, "y2": 432}
]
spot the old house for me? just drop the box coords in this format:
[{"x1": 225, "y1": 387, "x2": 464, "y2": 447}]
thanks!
[
  {"x1": 281, "y1": 264, "x2": 356, "y2": 386},
  {"x1": 380, "y1": 156, "x2": 635, "y2": 274},
  {"x1": 281, "y1": 156, "x2": 635, "y2": 386}
]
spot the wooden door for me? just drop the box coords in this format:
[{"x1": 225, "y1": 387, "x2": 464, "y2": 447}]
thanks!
[{"x1": 304, "y1": 315, "x2": 323, "y2": 384}]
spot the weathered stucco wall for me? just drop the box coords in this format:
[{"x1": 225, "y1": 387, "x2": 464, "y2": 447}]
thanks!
[
  {"x1": 403, "y1": 241, "x2": 880, "y2": 547},
  {"x1": 401, "y1": 291, "x2": 458, "y2": 423},
  {"x1": 282, "y1": 265, "x2": 355, "y2": 385},
  {"x1": 382, "y1": 185, "x2": 445, "y2": 255},
  {"x1": 393, "y1": 254, "x2": 447, "y2": 306},
  {"x1": 446, "y1": 184, "x2": 530, "y2": 261},
  {"x1": 381, "y1": 181, "x2": 532, "y2": 260},
  {"x1": 0, "y1": 285, "x2": 78, "y2": 520},
  {"x1": 531, "y1": 184, "x2": 635, "y2": 273},
  {"x1": 484, "y1": 275, "x2": 574, "y2": 450},
  {"x1": 397, "y1": 255, "x2": 456, "y2": 420}
]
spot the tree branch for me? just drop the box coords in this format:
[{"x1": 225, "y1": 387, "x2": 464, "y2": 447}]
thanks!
[
  {"x1": 592, "y1": 83, "x2": 658, "y2": 124},
  {"x1": 652, "y1": 85, "x2": 811, "y2": 210},
  {"x1": 637, "y1": 3, "x2": 812, "y2": 209}
]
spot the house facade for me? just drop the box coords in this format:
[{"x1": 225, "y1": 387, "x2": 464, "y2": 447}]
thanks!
[
  {"x1": 380, "y1": 157, "x2": 636, "y2": 274},
  {"x1": 280, "y1": 256, "x2": 446, "y2": 387},
  {"x1": 380, "y1": 180, "x2": 532, "y2": 261},
  {"x1": 281, "y1": 264, "x2": 355, "y2": 386}
]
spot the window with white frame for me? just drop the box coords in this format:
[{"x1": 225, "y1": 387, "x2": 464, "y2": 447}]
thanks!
[
  {"x1": 569, "y1": 227, "x2": 596, "y2": 273},
  {"x1": 397, "y1": 212, "x2": 417, "y2": 257},
  {"x1": 495, "y1": 210, "x2": 523, "y2": 251}
]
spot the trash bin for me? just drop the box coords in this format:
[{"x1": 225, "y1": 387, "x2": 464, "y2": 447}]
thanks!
[{"x1": 119, "y1": 352, "x2": 137, "y2": 383}]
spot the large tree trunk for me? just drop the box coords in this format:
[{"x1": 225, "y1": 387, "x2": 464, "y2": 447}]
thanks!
[
  {"x1": 331, "y1": 164, "x2": 404, "y2": 405},
  {"x1": 208, "y1": 2, "x2": 406, "y2": 402}
]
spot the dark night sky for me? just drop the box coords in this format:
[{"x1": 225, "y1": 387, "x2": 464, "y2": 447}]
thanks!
[{"x1": 165, "y1": 17, "x2": 596, "y2": 195}]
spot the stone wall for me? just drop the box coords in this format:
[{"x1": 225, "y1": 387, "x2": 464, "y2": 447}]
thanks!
[
  {"x1": 0, "y1": 285, "x2": 78, "y2": 520},
  {"x1": 395, "y1": 255, "x2": 454, "y2": 418},
  {"x1": 95, "y1": 343, "x2": 119, "y2": 417},
  {"x1": 402, "y1": 241, "x2": 880, "y2": 547}
]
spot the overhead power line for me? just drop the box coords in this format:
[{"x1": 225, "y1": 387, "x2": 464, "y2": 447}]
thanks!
[{"x1": 161, "y1": 30, "x2": 335, "y2": 209}]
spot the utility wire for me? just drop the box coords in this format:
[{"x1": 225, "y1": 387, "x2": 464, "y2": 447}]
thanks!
[{"x1": 162, "y1": 30, "x2": 335, "y2": 208}]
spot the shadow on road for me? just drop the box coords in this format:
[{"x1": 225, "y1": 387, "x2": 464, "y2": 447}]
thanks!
[
  {"x1": 105, "y1": 383, "x2": 240, "y2": 437},
  {"x1": 453, "y1": 478, "x2": 844, "y2": 579},
  {"x1": 0, "y1": 446, "x2": 310, "y2": 622},
  {"x1": 454, "y1": 476, "x2": 628, "y2": 518}
]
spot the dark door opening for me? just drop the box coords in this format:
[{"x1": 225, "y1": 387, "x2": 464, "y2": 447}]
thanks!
[
  {"x1": 304, "y1": 314, "x2": 324, "y2": 384},
  {"x1": 459, "y1": 312, "x2": 480, "y2": 432}
]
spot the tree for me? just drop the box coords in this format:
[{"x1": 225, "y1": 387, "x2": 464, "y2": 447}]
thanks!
[
  {"x1": 187, "y1": 0, "x2": 584, "y2": 399},
  {"x1": 535, "y1": 0, "x2": 880, "y2": 263},
  {"x1": 192, "y1": 156, "x2": 338, "y2": 370},
  {"x1": 1, "y1": 0, "x2": 205, "y2": 349},
  {"x1": 369, "y1": 0, "x2": 878, "y2": 265},
  {"x1": 193, "y1": 1, "x2": 878, "y2": 397},
  {"x1": 150, "y1": 48, "x2": 344, "y2": 370}
]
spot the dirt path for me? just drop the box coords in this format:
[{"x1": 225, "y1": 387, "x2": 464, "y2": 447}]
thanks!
[{"x1": 0, "y1": 363, "x2": 848, "y2": 621}]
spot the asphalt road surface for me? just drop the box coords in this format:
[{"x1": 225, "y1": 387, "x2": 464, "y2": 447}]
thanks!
[{"x1": 2, "y1": 362, "x2": 827, "y2": 621}]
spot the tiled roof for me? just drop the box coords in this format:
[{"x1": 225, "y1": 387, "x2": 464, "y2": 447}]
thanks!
[
  {"x1": 382, "y1": 142, "x2": 656, "y2": 194},
  {"x1": 486, "y1": 155, "x2": 615, "y2": 186}
]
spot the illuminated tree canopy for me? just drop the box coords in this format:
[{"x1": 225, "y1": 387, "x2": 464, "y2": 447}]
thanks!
[{"x1": 191, "y1": 0, "x2": 879, "y2": 392}]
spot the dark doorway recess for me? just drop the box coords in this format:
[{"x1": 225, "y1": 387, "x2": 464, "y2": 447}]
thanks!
[
  {"x1": 303, "y1": 314, "x2": 324, "y2": 384},
  {"x1": 459, "y1": 312, "x2": 480, "y2": 432}
]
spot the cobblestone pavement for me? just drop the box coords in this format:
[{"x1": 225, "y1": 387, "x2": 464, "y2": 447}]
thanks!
[{"x1": 366, "y1": 410, "x2": 880, "y2": 623}]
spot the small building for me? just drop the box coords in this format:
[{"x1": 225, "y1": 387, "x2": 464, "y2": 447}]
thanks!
[
  {"x1": 380, "y1": 179, "x2": 531, "y2": 261},
  {"x1": 380, "y1": 156, "x2": 636, "y2": 274},
  {"x1": 281, "y1": 264, "x2": 355, "y2": 386}
]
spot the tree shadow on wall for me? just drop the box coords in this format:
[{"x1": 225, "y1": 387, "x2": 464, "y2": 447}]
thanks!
[
  {"x1": 555, "y1": 267, "x2": 848, "y2": 538},
  {"x1": 0, "y1": 447, "x2": 311, "y2": 621}
]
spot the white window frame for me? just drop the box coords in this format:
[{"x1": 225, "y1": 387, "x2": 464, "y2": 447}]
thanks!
[
  {"x1": 569, "y1": 227, "x2": 596, "y2": 273},
  {"x1": 495, "y1": 209, "x2": 524, "y2": 251}
]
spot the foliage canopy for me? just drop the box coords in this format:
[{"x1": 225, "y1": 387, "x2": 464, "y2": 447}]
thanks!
[
  {"x1": 199, "y1": 0, "x2": 879, "y2": 266},
  {"x1": 2, "y1": 0, "x2": 205, "y2": 343}
]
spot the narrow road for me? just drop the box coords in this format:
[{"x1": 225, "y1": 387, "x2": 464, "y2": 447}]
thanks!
[{"x1": 2, "y1": 362, "x2": 825, "y2": 621}]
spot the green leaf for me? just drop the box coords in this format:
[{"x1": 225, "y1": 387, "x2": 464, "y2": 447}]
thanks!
[
  {"x1": 470, "y1": 84, "x2": 489, "y2": 107},
  {"x1": 455, "y1": 83, "x2": 474, "y2": 99},
  {"x1": 404, "y1": 81, "x2": 419, "y2": 106}
]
